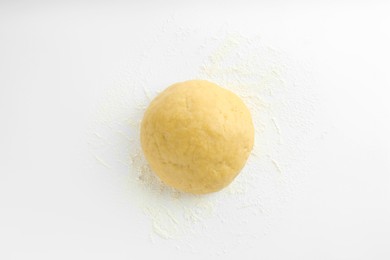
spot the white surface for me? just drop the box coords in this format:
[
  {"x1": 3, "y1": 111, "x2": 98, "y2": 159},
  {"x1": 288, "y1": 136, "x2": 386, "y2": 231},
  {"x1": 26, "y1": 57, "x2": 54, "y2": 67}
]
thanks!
[{"x1": 1, "y1": 2, "x2": 390, "y2": 260}]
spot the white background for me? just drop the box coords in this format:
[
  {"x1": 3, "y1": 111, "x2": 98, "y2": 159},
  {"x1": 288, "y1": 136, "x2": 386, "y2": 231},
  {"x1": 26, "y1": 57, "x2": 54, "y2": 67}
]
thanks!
[{"x1": 1, "y1": 2, "x2": 390, "y2": 259}]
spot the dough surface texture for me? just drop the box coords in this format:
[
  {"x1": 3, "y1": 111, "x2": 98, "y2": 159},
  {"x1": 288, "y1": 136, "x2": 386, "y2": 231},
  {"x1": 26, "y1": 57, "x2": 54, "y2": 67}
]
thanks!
[{"x1": 141, "y1": 80, "x2": 254, "y2": 194}]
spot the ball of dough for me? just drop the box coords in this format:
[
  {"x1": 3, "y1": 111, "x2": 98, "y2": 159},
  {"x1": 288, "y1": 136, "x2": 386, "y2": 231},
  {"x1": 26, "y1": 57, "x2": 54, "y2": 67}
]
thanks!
[{"x1": 140, "y1": 80, "x2": 254, "y2": 194}]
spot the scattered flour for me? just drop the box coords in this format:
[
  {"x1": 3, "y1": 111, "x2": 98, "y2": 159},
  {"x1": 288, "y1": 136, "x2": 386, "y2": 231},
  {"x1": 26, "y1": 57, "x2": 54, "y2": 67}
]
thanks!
[{"x1": 87, "y1": 22, "x2": 319, "y2": 255}]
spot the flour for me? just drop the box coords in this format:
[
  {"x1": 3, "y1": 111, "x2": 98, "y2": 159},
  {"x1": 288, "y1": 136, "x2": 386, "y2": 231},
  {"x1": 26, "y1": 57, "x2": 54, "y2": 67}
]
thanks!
[
  {"x1": 87, "y1": 23, "x2": 319, "y2": 254},
  {"x1": 93, "y1": 154, "x2": 111, "y2": 169},
  {"x1": 271, "y1": 159, "x2": 283, "y2": 174}
]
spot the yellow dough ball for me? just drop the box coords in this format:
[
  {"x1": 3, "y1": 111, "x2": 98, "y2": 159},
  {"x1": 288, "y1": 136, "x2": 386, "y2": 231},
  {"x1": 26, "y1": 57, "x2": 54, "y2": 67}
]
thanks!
[{"x1": 140, "y1": 80, "x2": 254, "y2": 194}]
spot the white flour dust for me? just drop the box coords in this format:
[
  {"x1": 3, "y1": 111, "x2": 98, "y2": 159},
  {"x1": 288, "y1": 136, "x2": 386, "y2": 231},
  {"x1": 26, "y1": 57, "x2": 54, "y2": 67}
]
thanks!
[{"x1": 87, "y1": 24, "x2": 318, "y2": 252}]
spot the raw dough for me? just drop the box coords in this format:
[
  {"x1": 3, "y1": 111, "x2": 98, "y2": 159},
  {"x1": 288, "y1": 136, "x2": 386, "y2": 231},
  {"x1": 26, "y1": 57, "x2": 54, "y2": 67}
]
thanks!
[{"x1": 140, "y1": 80, "x2": 254, "y2": 194}]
